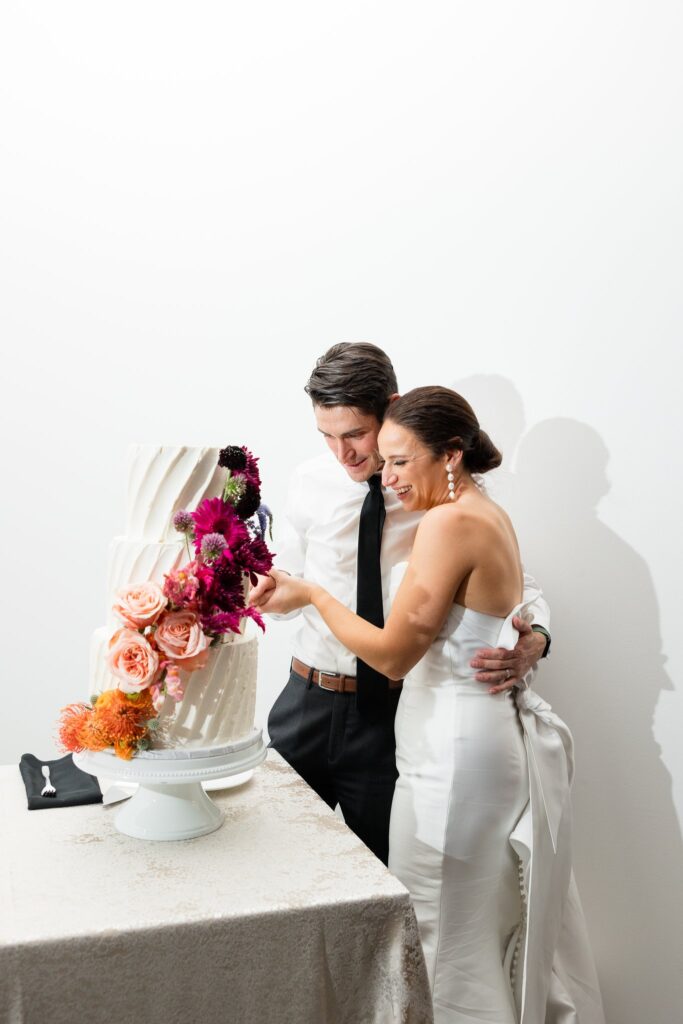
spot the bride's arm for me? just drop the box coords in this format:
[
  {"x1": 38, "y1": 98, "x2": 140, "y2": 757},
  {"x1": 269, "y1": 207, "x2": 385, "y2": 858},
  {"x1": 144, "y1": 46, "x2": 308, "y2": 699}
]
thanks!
[{"x1": 311, "y1": 506, "x2": 476, "y2": 680}]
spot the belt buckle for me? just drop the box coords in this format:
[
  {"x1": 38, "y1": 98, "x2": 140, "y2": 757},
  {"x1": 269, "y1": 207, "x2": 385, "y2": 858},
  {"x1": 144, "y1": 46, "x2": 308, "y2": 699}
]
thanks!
[{"x1": 318, "y1": 671, "x2": 338, "y2": 691}]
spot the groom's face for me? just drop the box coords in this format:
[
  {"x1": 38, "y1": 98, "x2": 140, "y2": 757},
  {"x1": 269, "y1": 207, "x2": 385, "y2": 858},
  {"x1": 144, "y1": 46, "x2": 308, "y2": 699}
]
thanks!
[{"x1": 314, "y1": 404, "x2": 383, "y2": 482}]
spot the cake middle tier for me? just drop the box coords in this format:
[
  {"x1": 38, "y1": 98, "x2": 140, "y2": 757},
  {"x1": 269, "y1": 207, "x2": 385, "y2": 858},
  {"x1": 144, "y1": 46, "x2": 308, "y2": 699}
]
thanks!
[{"x1": 104, "y1": 537, "x2": 189, "y2": 618}]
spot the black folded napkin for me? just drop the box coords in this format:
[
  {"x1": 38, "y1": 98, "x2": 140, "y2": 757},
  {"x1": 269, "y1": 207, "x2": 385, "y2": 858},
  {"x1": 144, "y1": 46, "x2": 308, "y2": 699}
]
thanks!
[{"x1": 19, "y1": 753, "x2": 102, "y2": 810}]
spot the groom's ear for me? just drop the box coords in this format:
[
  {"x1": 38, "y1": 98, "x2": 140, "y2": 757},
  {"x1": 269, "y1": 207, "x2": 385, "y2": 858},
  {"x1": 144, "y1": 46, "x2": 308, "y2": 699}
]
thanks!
[{"x1": 386, "y1": 392, "x2": 401, "y2": 407}]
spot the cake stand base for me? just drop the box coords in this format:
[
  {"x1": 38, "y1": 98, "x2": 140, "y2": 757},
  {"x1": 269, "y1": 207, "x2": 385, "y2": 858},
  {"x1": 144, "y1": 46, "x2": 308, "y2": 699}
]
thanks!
[
  {"x1": 74, "y1": 729, "x2": 267, "y2": 841},
  {"x1": 114, "y1": 780, "x2": 224, "y2": 840}
]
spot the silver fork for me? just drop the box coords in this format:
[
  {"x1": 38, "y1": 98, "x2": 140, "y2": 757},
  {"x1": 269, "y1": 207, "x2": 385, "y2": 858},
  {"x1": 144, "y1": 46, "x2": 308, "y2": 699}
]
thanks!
[{"x1": 40, "y1": 765, "x2": 56, "y2": 797}]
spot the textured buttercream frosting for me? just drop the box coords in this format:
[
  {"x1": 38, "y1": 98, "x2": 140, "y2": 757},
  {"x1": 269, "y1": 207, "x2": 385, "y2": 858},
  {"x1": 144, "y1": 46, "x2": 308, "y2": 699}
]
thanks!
[
  {"x1": 152, "y1": 633, "x2": 258, "y2": 750},
  {"x1": 125, "y1": 445, "x2": 226, "y2": 542}
]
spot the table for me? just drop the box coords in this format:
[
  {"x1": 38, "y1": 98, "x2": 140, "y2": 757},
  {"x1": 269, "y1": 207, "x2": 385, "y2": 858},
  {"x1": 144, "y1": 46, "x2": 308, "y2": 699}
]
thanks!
[{"x1": 0, "y1": 752, "x2": 433, "y2": 1024}]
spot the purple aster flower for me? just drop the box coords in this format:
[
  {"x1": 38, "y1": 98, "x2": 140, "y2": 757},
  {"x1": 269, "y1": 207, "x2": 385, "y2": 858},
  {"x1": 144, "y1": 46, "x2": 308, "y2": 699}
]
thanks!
[
  {"x1": 172, "y1": 509, "x2": 194, "y2": 535},
  {"x1": 200, "y1": 532, "x2": 227, "y2": 562}
]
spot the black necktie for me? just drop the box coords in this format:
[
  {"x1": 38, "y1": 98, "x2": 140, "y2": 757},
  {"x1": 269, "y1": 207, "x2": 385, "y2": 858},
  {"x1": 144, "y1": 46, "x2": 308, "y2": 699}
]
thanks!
[{"x1": 356, "y1": 474, "x2": 388, "y2": 714}]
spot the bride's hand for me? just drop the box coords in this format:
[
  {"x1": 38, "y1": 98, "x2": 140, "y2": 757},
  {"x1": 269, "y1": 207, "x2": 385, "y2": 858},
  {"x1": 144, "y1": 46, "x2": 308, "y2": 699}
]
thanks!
[{"x1": 249, "y1": 569, "x2": 315, "y2": 615}]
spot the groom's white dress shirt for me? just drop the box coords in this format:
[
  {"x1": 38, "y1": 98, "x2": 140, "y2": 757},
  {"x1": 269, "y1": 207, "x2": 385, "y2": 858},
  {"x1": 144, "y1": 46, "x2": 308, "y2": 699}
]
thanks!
[
  {"x1": 277, "y1": 453, "x2": 422, "y2": 676},
  {"x1": 277, "y1": 452, "x2": 550, "y2": 676}
]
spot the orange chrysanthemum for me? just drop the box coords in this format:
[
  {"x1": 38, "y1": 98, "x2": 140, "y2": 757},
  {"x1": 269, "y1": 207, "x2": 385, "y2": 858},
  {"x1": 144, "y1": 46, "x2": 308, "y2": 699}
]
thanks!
[
  {"x1": 58, "y1": 703, "x2": 94, "y2": 753},
  {"x1": 79, "y1": 714, "x2": 110, "y2": 752},
  {"x1": 113, "y1": 738, "x2": 137, "y2": 761},
  {"x1": 58, "y1": 702, "x2": 110, "y2": 754},
  {"x1": 92, "y1": 688, "x2": 155, "y2": 759}
]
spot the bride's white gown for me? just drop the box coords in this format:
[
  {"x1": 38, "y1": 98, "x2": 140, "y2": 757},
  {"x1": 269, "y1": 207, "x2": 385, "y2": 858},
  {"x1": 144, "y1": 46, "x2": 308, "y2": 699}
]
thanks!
[{"x1": 388, "y1": 587, "x2": 605, "y2": 1024}]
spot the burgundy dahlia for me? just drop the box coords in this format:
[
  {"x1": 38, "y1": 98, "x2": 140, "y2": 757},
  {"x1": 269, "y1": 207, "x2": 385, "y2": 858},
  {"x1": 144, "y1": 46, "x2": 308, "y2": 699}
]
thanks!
[
  {"x1": 200, "y1": 610, "x2": 243, "y2": 636},
  {"x1": 234, "y1": 481, "x2": 261, "y2": 519},
  {"x1": 239, "y1": 447, "x2": 262, "y2": 491},
  {"x1": 239, "y1": 536, "x2": 274, "y2": 578}
]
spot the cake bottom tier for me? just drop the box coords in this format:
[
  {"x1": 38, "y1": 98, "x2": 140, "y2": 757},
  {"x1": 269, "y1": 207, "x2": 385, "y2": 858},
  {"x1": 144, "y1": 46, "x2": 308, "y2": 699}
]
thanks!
[
  {"x1": 89, "y1": 630, "x2": 258, "y2": 752},
  {"x1": 153, "y1": 633, "x2": 258, "y2": 750}
]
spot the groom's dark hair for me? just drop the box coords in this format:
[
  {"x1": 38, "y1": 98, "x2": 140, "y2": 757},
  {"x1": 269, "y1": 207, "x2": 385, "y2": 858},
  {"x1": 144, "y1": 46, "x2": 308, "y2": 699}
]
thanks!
[{"x1": 305, "y1": 343, "x2": 398, "y2": 421}]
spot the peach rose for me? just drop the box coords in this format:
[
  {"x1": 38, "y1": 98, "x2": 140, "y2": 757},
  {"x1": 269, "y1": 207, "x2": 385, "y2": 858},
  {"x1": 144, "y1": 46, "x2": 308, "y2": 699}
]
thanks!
[
  {"x1": 107, "y1": 628, "x2": 160, "y2": 693},
  {"x1": 113, "y1": 581, "x2": 167, "y2": 629},
  {"x1": 155, "y1": 611, "x2": 210, "y2": 671}
]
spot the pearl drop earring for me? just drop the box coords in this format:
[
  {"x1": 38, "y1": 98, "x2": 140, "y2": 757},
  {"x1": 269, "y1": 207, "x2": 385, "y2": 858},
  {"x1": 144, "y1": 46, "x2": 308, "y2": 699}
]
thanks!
[{"x1": 446, "y1": 463, "x2": 455, "y2": 500}]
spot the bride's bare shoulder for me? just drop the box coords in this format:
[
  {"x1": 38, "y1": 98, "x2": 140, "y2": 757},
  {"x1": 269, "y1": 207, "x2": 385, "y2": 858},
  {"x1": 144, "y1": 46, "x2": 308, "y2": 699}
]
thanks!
[{"x1": 417, "y1": 498, "x2": 490, "y2": 541}]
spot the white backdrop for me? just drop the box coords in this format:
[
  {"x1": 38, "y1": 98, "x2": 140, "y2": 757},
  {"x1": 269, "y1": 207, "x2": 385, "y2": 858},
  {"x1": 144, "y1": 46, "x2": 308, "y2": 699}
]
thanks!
[{"x1": 2, "y1": 4, "x2": 682, "y2": 1022}]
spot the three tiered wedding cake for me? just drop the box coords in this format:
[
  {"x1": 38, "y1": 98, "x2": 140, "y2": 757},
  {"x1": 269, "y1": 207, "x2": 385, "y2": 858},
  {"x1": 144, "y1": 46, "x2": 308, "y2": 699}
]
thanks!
[{"x1": 59, "y1": 444, "x2": 272, "y2": 760}]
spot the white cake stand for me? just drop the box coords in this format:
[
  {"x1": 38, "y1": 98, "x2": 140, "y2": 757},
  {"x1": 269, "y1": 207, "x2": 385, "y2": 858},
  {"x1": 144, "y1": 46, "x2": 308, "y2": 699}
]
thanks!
[{"x1": 74, "y1": 728, "x2": 267, "y2": 841}]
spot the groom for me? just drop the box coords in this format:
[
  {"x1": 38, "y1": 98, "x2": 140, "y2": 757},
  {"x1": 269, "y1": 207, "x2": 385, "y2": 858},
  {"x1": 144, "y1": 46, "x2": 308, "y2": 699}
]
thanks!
[{"x1": 251, "y1": 343, "x2": 551, "y2": 864}]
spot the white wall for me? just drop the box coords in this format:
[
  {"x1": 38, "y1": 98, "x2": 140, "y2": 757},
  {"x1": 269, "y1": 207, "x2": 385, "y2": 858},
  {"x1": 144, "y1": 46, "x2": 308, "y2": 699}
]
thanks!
[{"x1": 2, "y1": 4, "x2": 681, "y2": 1021}]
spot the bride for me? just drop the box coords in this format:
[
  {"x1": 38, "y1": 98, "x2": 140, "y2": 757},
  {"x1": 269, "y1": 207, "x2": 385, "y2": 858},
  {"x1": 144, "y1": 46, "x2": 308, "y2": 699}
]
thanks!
[{"x1": 253, "y1": 386, "x2": 605, "y2": 1024}]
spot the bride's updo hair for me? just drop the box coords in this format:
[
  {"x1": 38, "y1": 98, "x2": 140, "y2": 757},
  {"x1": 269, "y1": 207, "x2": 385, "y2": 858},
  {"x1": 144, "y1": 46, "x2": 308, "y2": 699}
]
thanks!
[{"x1": 385, "y1": 386, "x2": 502, "y2": 474}]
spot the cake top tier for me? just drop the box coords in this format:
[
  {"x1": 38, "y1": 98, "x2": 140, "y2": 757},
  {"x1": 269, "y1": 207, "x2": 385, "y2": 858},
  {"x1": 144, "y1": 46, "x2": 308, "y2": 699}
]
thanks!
[{"x1": 125, "y1": 446, "x2": 227, "y2": 542}]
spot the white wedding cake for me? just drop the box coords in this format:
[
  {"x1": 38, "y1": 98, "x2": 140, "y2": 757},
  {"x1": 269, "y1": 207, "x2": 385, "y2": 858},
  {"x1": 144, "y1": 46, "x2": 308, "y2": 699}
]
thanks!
[{"x1": 88, "y1": 445, "x2": 261, "y2": 755}]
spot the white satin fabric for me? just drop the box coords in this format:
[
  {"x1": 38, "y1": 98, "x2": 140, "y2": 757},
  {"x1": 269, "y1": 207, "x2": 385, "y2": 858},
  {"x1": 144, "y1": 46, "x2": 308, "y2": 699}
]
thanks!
[{"x1": 388, "y1": 582, "x2": 605, "y2": 1023}]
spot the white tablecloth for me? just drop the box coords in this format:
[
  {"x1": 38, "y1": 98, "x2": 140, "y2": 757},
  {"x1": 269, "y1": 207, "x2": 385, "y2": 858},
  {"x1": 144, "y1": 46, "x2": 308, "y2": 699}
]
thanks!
[{"x1": 0, "y1": 752, "x2": 432, "y2": 1024}]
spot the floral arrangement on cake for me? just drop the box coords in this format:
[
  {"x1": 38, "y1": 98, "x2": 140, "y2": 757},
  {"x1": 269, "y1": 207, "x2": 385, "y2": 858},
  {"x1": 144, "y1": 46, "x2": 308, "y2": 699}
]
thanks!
[{"x1": 58, "y1": 446, "x2": 274, "y2": 760}]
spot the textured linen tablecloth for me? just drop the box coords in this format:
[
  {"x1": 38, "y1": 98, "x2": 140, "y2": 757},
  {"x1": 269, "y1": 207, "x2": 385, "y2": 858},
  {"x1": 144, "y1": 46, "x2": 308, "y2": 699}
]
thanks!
[{"x1": 0, "y1": 752, "x2": 432, "y2": 1024}]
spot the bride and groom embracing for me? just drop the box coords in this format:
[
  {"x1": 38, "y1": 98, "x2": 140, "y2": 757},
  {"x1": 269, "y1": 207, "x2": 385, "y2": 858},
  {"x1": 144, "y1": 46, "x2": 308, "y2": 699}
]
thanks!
[{"x1": 250, "y1": 343, "x2": 605, "y2": 1024}]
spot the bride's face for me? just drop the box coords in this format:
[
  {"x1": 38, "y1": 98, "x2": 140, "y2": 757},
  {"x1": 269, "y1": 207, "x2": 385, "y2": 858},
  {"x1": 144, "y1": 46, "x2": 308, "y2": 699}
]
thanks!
[{"x1": 379, "y1": 422, "x2": 446, "y2": 510}]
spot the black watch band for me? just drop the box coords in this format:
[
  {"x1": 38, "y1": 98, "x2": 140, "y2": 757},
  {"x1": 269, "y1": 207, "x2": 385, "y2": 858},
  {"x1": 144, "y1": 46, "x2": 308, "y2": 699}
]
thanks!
[{"x1": 531, "y1": 625, "x2": 551, "y2": 659}]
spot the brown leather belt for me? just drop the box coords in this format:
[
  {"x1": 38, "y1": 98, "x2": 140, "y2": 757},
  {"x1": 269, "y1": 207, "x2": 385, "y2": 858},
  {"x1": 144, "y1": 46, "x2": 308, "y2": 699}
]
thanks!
[{"x1": 291, "y1": 657, "x2": 403, "y2": 693}]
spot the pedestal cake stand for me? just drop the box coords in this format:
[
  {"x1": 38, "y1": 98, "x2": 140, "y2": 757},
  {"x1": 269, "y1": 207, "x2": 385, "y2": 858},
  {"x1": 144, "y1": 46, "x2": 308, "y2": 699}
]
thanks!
[{"x1": 74, "y1": 728, "x2": 267, "y2": 841}]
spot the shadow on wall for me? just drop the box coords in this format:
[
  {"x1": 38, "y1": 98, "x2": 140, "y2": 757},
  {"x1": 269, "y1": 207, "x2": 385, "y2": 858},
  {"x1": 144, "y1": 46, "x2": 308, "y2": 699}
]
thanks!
[{"x1": 453, "y1": 375, "x2": 683, "y2": 1024}]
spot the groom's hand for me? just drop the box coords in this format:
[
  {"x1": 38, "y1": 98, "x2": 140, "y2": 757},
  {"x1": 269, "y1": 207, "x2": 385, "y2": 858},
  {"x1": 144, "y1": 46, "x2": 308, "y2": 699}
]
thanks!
[{"x1": 470, "y1": 618, "x2": 546, "y2": 694}]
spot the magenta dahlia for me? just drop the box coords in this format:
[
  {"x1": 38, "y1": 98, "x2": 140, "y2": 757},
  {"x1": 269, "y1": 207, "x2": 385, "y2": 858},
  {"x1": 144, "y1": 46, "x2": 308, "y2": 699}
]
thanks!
[{"x1": 191, "y1": 497, "x2": 249, "y2": 555}]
